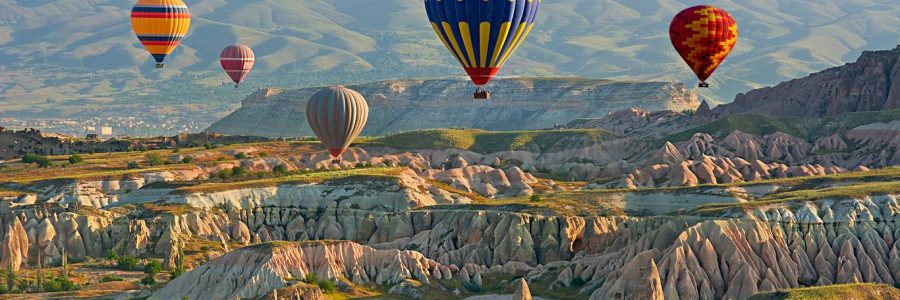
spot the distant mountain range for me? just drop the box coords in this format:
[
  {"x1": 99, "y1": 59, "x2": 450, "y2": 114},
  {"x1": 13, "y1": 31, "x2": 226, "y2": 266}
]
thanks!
[{"x1": 0, "y1": 0, "x2": 898, "y2": 119}]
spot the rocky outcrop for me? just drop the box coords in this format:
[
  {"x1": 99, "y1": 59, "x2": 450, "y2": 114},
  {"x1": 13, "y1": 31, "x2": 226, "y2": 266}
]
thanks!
[
  {"x1": 705, "y1": 46, "x2": 900, "y2": 119},
  {"x1": 207, "y1": 78, "x2": 698, "y2": 137},
  {"x1": 549, "y1": 195, "x2": 900, "y2": 300},
  {"x1": 567, "y1": 108, "x2": 691, "y2": 137},
  {"x1": 151, "y1": 241, "x2": 449, "y2": 300}
]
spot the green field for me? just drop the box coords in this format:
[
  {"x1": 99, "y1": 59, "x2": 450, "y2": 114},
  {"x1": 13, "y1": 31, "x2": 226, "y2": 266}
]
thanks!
[{"x1": 363, "y1": 128, "x2": 615, "y2": 153}]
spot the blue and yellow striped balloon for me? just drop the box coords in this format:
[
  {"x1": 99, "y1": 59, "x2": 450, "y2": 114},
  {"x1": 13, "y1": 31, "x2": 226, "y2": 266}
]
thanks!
[
  {"x1": 130, "y1": 0, "x2": 191, "y2": 68},
  {"x1": 425, "y1": 0, "x2": 541, "y2": 86}
]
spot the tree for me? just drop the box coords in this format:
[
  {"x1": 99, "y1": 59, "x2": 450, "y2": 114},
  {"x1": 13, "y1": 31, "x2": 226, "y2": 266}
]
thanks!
[
  {"x1": 143, "y1": 259, "x2": 163, "y2": 277},
  {"x1": 273, "y1": 165, "x2": 288, "y2": 174},
  {"x1": 234, "y1": 153, "x2": 246, "y2": 159},
  {"x1": 61, "y1": 247, "x2": 69, "y2": 281},
  {"x1": 22, "y1": 153, "x2": 51, "y2": 168},
  {"x1": 141, "y1": 276, "x2": 156, "y2": 286},
  {"x1": 127, "y1": 161, "x2": 140, "y2": 169},
  {"x1": 5, "y1": 260, "x2": 14, "y2": 293},
  {"x1": 180, "y1": 156, "x2": 194, "y2": 164},
  {"x1": 145, "y1": 153, "x2": 164, "y2": 166},
  {"x1": 116, "y1": 256, "x2": 138, "y2": 270},
  {"x1": 67, "y1": 154, "x2": 83, "y2": 164}
]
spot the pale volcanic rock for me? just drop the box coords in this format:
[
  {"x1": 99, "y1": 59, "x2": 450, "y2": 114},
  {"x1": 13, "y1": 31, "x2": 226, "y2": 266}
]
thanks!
[
  {"x1": 426, "y1": 165, "x2": 535, "y2": 198},
  {"x1": 567, "y1": 108, "x2": 691, "y2": 137},
  {"x1": 814, "y1": 134, "x2": 849, "y2": 152},
  {"x1": 513, "y1": 278, "x2": 533, "y2": 300},
  {"x1": 151, "y1": 241, "x2": 448, "y2": 300},
  {"x1": 706, "y1": 46, "x2": 900, "y2": 119},
  {"x1": 592, "y1": 250, "x2": 664, "y2": 300},
  {"x1": 1, "y1": 217, "x2": 28, "y2": 271},
  {"x1": 208, "y1": 78, "x2": 699, "y2": 137}
]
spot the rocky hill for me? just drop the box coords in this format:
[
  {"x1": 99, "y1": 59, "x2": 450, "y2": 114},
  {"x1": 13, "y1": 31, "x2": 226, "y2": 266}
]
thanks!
[
  {"x1": 206, "y1": 77, "x2": 698, "y2": 137},
  {"x1": 700, "y1": 46, "x2": 900, "y2": 119}
]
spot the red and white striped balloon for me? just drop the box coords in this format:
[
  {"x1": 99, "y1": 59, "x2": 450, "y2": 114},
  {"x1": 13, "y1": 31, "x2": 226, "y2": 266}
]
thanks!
[{"x1": 219, "y1": 45, "x2": 255, "y2": 88}]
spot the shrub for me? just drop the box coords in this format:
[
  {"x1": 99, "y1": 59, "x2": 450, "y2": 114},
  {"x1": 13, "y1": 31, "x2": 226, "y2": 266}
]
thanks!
[
  {"x1": 42, "y1": 277, "x2": 76, "y2": 292},
  {"x1": 127, "y1": 161, "x2": 140, "y2": 169},
  {"x1": 571, "y1": 277, "x2": 586, "y2": 287},
  {"x1": 217, "y1": 169, "x2": 233, "y2": 180},
  {"x1": 140, "y1": 276, "x2": 156, "y2": 286},
  {"x1": 0, "y1": 283, "x2": 6, "y2": 294},
  {"x1": 171, "y1": 148, "x2": 180, "y2": 153},
  {"x1": 529, "y1": 194, "x2": 542, "y2": 202},
  {"x1": 143, "y1": 260, "x2": 163, "y2": 276},
  {"x1": 68, "y1": 154, "x2": 84, "y2": 164},
  {"x1": 258, "y1": 152, "x2": 268, "y2": 157},
  {"x1": 234, "y1": 153, "x2": 246, "y2": 159},
  {"x1": 116, "y1": 256, "x2": 137, "y2": 270},
  {"x1": 22, "y1": 153, "x2": 51, "y2": 167},
  {"x1": 181, "y1": 156, "x2": 194, "y2": 164},
  {"x1": 273, "y1": 165, "x2": 288, "y2": 174},
  {"x1": 145, "y1": 153, "x2": 164, "y2": 166},
  {"x1": 105, "y1": 250, "x2": 119, "y2": 260},
  {"x1": 170, "y1": 268, "x2": 184, "y2": 279},
  {"x1": 302, "y1": 273, "x2": 320, "y2": 284},
  {"x1": 100, "y1": 275, "x2": 124, "y2": 282},
  {"x1": 317, "y1": 280, "x2": 335, "y2": 293},
  {"x1": 200, "y1": 246, "x2": 210, "y2": 252},
  {"x1": 231, "y1": 166, "x2": 246, "y2": 177},
  {"x1": 204, "y1": 144, "x2": 217, "y2": 150}
]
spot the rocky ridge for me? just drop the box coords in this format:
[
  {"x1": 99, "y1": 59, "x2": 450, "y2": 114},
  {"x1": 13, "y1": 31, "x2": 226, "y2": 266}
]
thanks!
[{"x1": 206, "y1": 78, "x2": 698, "y2": 137}]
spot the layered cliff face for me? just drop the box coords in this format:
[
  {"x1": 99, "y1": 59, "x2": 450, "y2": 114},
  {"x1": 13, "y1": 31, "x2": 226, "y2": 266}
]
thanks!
[
  {"x1": 152, "y1": 241, "x2": 448, "y2": 300},
  {"x1": 703, "y1": 46, "x2": 900, "y2": 119},
  {"x1": 206, "y1": 78, "x2": 698, "y2": 137}
]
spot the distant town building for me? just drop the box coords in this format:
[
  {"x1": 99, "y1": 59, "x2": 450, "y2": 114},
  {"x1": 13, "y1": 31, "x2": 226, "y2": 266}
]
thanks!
[{"x1": 100, "y1": 126, "x2": 113, "y2": 135}]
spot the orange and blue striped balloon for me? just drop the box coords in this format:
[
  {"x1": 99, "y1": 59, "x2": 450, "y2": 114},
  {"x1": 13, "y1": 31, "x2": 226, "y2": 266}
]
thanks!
[
  {"x1": 131, "y1": 0, "x2": 191, "y2": 68},
  {"x1": 424, "y1": 0, "x2": 541, "y2": 87}
]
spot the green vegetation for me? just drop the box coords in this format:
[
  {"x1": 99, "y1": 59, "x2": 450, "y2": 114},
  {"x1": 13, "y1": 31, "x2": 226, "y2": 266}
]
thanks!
[
  {"x1": 176, "y1": 167, "x2": 404, "y2": 194},
  {"x1": 22, "y1": 153, "x2": 51, "y2": 167},
  {"x1": 42, "y1": 276, "x2": 77, "y2": 292},
  {"x1": 748, "y1": 283, "x2": 900, "y2": 300},
  {"x1": 302, "y1": 273, "x2": 335, "y2": 294},
  {"x1": 364, "y1": 129, "x2": 614, "y2": 153},
  {"x1": 127, "y1": 161, "x2": 140, "y2": 169},
  {"x1": 234, "y1": 153, "x2": 247, "y2": 159},
  {"x1": 143, "y1": 259, "x2": 163, "y2": 277},
  {"x1": 116, "y1": 256, "x2": 138, "y2": 270},
  {"x1": 667, "y1": 114, "x2": 803, "y2": 141},
  {"x1": 145, "y1": 153, "x2": 164, "y2": 166},
  {"x1": 181, "y1": 156, "x2": 194, "y2": 164},
  {"x1": 666, "y1": 109, "x2": 900, "y2": 143},
  {"x1": 100, "y1": 275, "x2": 124, "y2": 282},
  {"x1": 68, "y1": 154, "x2": 84, "y2": 164},
  {"x1": 273, "y1": 165, "x2": 289, "y2": 174}
]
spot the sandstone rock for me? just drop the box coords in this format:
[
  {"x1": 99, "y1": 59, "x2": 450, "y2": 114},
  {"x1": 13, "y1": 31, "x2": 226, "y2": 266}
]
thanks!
[{"x1": 513, "y1": 278, "x2": 532, "y2": 300}]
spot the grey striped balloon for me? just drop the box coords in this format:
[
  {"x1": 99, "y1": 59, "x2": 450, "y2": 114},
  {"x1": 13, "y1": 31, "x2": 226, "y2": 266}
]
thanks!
[{"x1": 306, "y1": 86, "x2": 369, "y2": 159}]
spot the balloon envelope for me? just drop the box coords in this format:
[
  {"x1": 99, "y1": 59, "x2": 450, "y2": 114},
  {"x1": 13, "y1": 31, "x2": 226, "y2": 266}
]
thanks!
[
  {"x1": 306, "y1": 87, "x2": 369, "y2": 159},
  {"x1": 424, "y1": 0, "x2": 540, "y2": 87},
  {"x1": 131, "y1": 0, "x2": 191, "y2": 68},
  {"x1": 669, "y1": 5, "x2": 738, "y2": 85},
  {"x1": 220, "y1": 45, "x2": 255, "y2": 87}
]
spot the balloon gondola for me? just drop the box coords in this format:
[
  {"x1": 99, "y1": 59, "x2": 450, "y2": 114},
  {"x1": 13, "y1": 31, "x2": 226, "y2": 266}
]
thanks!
[
  {"x1": 669, "y1": 5, "x2": 738, "y2": 88},
  {"x1": 424, "y1": 0, "x2": 541, "y2": 99}
]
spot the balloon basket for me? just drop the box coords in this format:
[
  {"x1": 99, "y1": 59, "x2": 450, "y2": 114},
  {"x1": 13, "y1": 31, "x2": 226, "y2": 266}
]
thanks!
[
  {"x1": 155, "y1": 63, "x2": 164, "y2": 69},
  {"x1": 331, "y1": 159, "x2": 342, "y2": 164},
  {"x1": 698, "y1": 82, "x2": 710, "y2": 88},
  {"x1": 474, "y1": 88, "x2": 490, "y2": 100},
  {"x1": 235, "y1": 84, "x2": 240, "y2": 89}
]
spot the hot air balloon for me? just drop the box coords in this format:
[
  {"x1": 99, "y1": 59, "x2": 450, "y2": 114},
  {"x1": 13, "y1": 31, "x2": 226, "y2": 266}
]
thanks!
[
  {"x1": 131, "y1": 0, "x2": 191, "y2": 68},
  {"x1": 220, "y1": 45, "x2": 255, "y2": 88},
  {"x1": 306, "y1": 87, "x2": 369, "y2": 163},
  {"x1": 424, "y1": 0, "x2": 541, "y2": 99},
  {"x1": 669, "y1": 5, "x2": 738, "y2": 88}
]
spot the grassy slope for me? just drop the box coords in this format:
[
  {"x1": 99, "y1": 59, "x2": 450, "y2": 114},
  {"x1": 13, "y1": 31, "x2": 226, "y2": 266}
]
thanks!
[
  {"x1": 174, "y1": 167, "x2": 404, "y2": 194},
  {"x1": 748, "y1": 283, "x2": 900, "y2": 300},
  {"x1": 363, "y1": 128, "x2": 615, "y2": 153},
  {"x1": 666, "y1": 109, "x2": 900, "y2": 142}
]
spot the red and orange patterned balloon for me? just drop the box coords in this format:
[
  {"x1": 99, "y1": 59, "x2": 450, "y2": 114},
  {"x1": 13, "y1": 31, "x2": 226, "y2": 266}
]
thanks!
[{"x1": 669, "y1": 5, "x2": 738, "y2": 87}]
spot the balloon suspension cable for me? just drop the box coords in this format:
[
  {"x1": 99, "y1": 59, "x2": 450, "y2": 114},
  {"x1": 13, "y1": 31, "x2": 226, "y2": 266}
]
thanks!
[
  {"x1": 698, "y1": 81, "x2": 710, "y2": 88},
  {"x1": 155, "y1": 63, "x2": 164, "y2": 69}
]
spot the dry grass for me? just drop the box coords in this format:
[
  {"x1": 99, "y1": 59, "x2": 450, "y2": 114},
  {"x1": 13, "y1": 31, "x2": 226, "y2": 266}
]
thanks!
[
  {"x1": 174, "y1": 167, "x2": 404, "y2": 194},
  {"x1": 748, "y1": 283, "x2": 900, "y2": 300}
]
